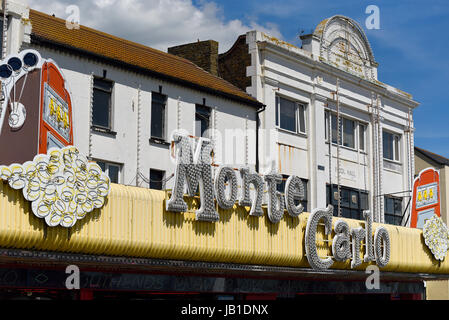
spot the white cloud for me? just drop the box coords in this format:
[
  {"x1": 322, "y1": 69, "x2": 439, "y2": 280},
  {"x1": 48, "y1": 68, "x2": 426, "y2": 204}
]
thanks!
[{"x1": 26, "y1": 0, "x2": 282, "y2": 53}]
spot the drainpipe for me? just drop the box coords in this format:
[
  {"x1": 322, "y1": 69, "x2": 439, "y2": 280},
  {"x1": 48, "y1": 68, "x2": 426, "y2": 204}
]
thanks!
[
  {"x1": 377, "y1": 94, "x2": 384, "y2": 223},
  {"x1": 255, "y1": 104, "x2": 266, "y2": 173}
]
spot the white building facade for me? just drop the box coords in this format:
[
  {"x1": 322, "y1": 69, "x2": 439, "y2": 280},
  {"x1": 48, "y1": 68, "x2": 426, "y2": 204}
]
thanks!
[
  {"x1": 2, "y1": 2, "x2": 420, "y2": 225},
  {"x1": 217, "y1": 16, "x2": 419, "y2": 224},
  {"x1": 1, "y1": 0, "x2": 261, "y2": 191}
]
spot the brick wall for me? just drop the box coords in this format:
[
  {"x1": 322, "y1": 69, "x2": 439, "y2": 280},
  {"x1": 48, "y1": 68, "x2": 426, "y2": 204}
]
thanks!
[
  {"x1": 218, "y1": 35, "x2": 251, "y2": 92},
  {"x1": 167, "y1": 35, "x2": 251, "y2": 93},
  {"x1": 168, "y1": 40, "x2": 219, "y2": 76}
]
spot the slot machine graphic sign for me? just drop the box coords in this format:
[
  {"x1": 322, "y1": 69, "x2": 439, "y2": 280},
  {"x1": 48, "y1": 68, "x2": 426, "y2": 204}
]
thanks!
[
  {"x1": 411, "y1": 167, "x2": 441, "y2": 229},
  {"x1": 0, "y1": 50, "x2": 111, "y2": 228},
  {"x1": 0, "y1": 49, "x2": 73, "y2": 165}
]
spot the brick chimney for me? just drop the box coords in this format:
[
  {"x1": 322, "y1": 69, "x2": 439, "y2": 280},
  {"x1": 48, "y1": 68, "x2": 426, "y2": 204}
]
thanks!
[{"x1": 168, "y1": 40, "x2": 219, "y2": 76}]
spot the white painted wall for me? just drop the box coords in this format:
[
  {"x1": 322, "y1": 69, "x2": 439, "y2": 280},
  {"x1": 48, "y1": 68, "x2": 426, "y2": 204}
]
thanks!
[
  {"x1": 246, "y1": 29, "x2": 419, "y2": 222},
  {"x1": 17, "y1": 44, "x2": 257, "y2": 191},
  {"x1": 4, "y1": 5, "x2": 420, "y2": 222}
]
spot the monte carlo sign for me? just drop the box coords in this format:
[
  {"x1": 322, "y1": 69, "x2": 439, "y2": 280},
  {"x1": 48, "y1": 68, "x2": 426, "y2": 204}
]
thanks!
[
  {"x1": 3, "y1": 49, "x2": 448, "y2": 272},
  {"x1": 166, "y1": 133, "x2": 391, "y2": 271}
]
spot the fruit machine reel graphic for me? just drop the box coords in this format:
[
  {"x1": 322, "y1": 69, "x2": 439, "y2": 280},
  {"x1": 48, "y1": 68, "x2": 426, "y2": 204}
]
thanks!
[
  {"x1": 0, "y1": 49, "x2": 74, "y2": 165},
  {"x1": 410, "y1": 167, "x2": 441, "y2": 229}
]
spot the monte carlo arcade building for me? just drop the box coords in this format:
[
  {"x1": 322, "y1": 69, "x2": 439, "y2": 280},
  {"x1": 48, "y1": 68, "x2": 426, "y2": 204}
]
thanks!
[{"x1": 0, "y1": 0, "x2": 446, "y2": 300}]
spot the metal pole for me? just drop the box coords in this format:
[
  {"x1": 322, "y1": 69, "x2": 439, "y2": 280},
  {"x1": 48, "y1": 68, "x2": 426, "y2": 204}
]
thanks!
[
  {"x1": 336, "y1": 78, "x2": 341, "y2": 217},
  {"x1": 2, "y1": 0, "x2": 7, "y2": 60}
]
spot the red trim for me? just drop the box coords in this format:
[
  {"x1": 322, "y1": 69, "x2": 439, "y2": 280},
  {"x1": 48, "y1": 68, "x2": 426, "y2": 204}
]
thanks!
[
  {"x1": 38, "y1": 62, "x2": 73, "y2": 154},
  {"x1": 80, "y1": 289, "x2": 93, "y2": 300}
]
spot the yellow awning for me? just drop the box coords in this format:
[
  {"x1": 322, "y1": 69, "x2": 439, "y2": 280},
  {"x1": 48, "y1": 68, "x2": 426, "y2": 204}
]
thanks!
[{"x1": 0, "y1": 182, "x2": 444, "y2": 274}]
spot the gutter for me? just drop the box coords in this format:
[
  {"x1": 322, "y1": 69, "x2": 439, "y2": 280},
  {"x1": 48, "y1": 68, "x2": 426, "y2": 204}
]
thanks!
[{"x1": 255, "y1": 104, "x2": 266, "y2": 173}]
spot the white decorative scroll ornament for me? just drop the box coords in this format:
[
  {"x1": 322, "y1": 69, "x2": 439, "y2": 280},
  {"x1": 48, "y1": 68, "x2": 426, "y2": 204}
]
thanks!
[
  {"x1": 317, "y1": 15, "x2": 377, "y2": 80},
  {"x1": 423, "y1": 215, "x2": 449, "y2": 261},
  {"x1": 8, "y1": 102, "x2": 26, "y2": 129},
  {"x1": 0, "y1": 146, "x2": 111, "y2": 228}
]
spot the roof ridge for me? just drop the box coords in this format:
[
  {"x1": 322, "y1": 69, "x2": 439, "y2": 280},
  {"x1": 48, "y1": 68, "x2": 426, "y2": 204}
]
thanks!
[
  {"x1": 29, "y1": 9, "x2": 259, "y2": 104},
  {"x1": 415, "y1": 146, "x2": 449, "y2": 163},
  {"x1": 29, "y1": 10, "x2": 210, "y2": 67}
]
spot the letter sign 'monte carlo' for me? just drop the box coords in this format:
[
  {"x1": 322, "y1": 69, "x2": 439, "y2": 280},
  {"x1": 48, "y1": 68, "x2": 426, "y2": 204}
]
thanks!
[
  {"x1": 166, "y1": 134, "x2": 219, "y2": 222},
  {"x1": 215, "y1": 166, "x2": 238, "y2": 210},
  {"x1": 304, "y1": 206, "x2": 390, "y2": 271},
  {"x1": 284, "y1": 175, "x2": 305, "y2": 217},
  {"x1": 332, "y1": 220, "x2": 351, "y2": 261},
  {"x1": 350, "y1": 227, "x2": 365, "y2": 269},
  {"x1": 239, "y1": 167, "x2": 264, "y2": 216},
  {"x1": 374, "y1": 227, "x2": 390, "y2": 268},
  {"x1": 363, "y1": 210, "x2": 375, "y2": 263},
  {"x1": 305, "y1": 205, "x2": 334, "y2": 270},
  {"x1": 165, "y1": 134, "x2": 391, "y2": 271},
  {"x1": 265, "y1": 171, "x2": 285, "y2": 223}
]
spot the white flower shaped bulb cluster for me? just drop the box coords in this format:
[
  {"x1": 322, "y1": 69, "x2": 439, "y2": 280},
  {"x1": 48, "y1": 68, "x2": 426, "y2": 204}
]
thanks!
[
  {"x1": 423, "y1": 215, "x2": 449, "y2": 261},
  {"x1": 0, "y1": 146, "x2": 111, "y2": 227}
]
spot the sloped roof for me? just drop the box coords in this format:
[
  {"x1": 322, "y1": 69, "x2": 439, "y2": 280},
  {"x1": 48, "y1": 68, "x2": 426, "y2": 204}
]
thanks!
[
  {"x1": 29, "y1": 10, "x2": 262, "y2": 108},
  {"x1": 415, "y1": 147, "x2": 449, "y2": 167}
]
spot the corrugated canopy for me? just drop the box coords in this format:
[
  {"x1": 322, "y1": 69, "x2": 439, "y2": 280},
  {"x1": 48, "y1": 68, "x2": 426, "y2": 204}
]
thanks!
[{"x1": 0, "y1": 181, "x2": 446, "y2": 276}]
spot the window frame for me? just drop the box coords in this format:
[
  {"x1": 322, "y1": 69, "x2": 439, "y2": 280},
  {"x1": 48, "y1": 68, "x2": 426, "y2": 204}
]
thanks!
[
  {"x1": 92, "y1": 77, "x2": 114, "y2": 130},
  {"x1": 149, "y1": 168, "x2": 166, "y2": 190},
  {"x1": 342, "y1": 117, "x2": 355, "y2": 149},
  {"x1": 195, "y1": 104, "x2": 211, "y2": 138},
  {"x1": 329, "y1": 113, "x2": 355, "y2": 149},
  {"x1": 384, "y1": 196, "x2": 403, "y2": 226},
  {"x1": 95, "y1": 160, "x2": 122, "y2": 184},
  {"x1": 383, "y1": 130, "x2": 401, "y2": 162},
  {"x1": 359, "y1": 123, "x2": 366, "y2": 152},
  {"x1": 150, "y1": 92, "x2": 167, "y2": 141},
  {"x1": 326, "y1": 184, "x2": 369, "y2": 220},
  {"x1": 275, "y1": 95, "x2": 307, "y2": 135},
  {"x1": 325, "y1": 111, "x2": 367, "y2": 153}
]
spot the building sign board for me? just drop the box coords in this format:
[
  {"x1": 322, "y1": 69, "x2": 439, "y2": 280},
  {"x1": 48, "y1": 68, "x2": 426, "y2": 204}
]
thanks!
[
  {"x1": 43, "y1": 83, "x2": 71, "y2": 143},
  {"x1": 411, "y1": 168, "x2": 441, "y2": 229},
  {"x1": 0, "y1": 50, "x2": 110, "y2": 227},
  {"x1": 166, "y1": 133, "x2": 391, "y2": 270},
  {"x1": 0, "y1": 50, "x2": 73, "y2": 166}
]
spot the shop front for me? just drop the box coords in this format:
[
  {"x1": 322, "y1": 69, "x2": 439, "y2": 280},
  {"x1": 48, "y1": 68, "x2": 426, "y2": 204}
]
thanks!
[{"x1": 0, "y1": 178, "x2": 446, "y2": 300}]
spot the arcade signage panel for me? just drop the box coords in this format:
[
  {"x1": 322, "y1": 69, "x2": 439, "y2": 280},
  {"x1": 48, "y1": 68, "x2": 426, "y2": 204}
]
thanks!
[
  {"x1": 0, "y1": 50, "x2": 445, "y2": 271},
  {"x1": 166, "y1": 133, "x2": 391, "y2": 270}
]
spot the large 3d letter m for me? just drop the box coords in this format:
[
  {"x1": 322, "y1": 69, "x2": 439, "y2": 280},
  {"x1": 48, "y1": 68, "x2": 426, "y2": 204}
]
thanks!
[{"x1": 166, "y1": 134, "x2": 219, "y2": 222}]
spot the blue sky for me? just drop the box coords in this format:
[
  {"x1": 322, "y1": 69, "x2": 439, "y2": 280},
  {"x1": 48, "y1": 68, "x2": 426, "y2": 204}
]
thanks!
[
  {"x1": 195, "y1": 0, "x2": 449, "y2": 158},
  {"x1": 31, "y1": 0, "x2": 449, "y2": 158}
]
